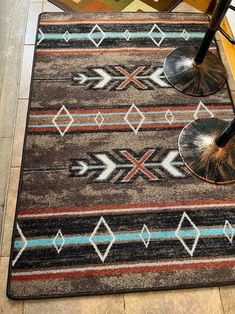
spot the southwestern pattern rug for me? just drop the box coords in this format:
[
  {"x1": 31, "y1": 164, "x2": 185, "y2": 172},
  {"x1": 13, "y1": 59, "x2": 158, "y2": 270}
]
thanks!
[{"x1": 8, "y1": 12, "x2": 235, "y2": 299}]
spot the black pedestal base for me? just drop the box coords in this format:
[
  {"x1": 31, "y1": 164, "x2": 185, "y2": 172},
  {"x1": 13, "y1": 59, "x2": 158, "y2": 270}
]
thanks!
[
  {"x1": 163, "y1": 46, "x2": 226, "y2": 97},
  {"x1": 178, "y1": 118, "x2": 235, "y2": 184}
]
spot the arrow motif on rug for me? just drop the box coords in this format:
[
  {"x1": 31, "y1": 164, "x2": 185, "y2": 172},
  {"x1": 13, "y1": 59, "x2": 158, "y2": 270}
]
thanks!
[
  {"x1": 69, "y1": 148, "x2": 186, "y2": 183},
  {"x1": 160, "y1": 151, "x2": 185, "y2": 178},
  {"x1": 72, "y1": 66, "x2": 169, "y2": 90},
  {"x1": 12, "y1": 224, "x2": 28, "y2": 266}
]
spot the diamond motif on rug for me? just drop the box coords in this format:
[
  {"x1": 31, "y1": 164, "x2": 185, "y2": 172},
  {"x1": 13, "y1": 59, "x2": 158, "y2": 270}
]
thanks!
[
  {"x1": 95, "y1": 111, "x2": 105, "y2": 127},
  {"x1": 175, "y1": 212, "x2": 200, "y2": 257},
  {"x1": 53, "y1": 229, "x2": 65, "y2": 254},
  {"x1": 223, "y1": 220, "x2": 234, "y2": 243},
  {"x1": 194, "y1": 101, "x2": 214, "y2": 119},
  {"x1": 88, "y1": 24, "x2": 106, "y2": 47},
  {"x1": 52, "y1": 105, "x2": 74, "y2": 137},
  {"x1": 123, "y1": 29, "x2": 131, "y2": 41},
  {"x1": 165, "y1": 109, "x2": 175, "y2": 125},
  {"x1": 124, "y1": 103, "x2": 145, "y2": 134},
  {"x1": 140, "y1": 224, "x2": 151, "y2": 247},
  {"x1": 182, "y1": 29, "x2": 189, "y2": 41},
  {"x1": 148, "y1": 24, "x2": 165, "y2": 46},
  {"x1": 63, "y1": 30, "x2": 71, "y2": 42},
  {"x1": 90, "y1": 217, "x2": 116, "y2": 262}
]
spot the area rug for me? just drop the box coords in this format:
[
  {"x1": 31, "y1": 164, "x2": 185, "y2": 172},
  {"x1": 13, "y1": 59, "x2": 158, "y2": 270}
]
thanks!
[{"x1": 7, "y1": 12, "x2": 235, "y2": 299}]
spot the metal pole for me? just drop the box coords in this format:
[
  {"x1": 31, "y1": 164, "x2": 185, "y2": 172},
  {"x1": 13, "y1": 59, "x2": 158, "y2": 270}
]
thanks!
[
  {"x1": 194, "y1": 0, "x2": 232, "y2": 64},
  {"x1": 215, "y1": 118, "x2": 235, "y2": 147},
  {"x1": 163, "y1": 0, "x2": 232, "y2": 96}
]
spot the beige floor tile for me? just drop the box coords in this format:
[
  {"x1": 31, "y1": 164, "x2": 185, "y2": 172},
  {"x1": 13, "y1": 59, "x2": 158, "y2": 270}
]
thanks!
[
  {"x1": 0, "y1": 257, "x2": 24, "y2": 314},
  {"x1": 11, "y1": 100, "x2": 29, "y2": 167},
  {"x1": 0, "y1": 0, "x2": 13, "y2": 95},
  {"x1": 124, "y1": 288, "x2": 223, "y2": 314},
  {"x1": 19, "y1": 45, "x2": 35, "y2": 99},
  {"x1": 217, "y1": 38, "x2": 235, "y2": 92},
  {"x1": 24, "y1": 295, "x2": 125, "y2": 314},
  {"x1": 43, "y1": 0, "x2": 63, "y2": 12},
  {"x1": 1, "y1": 168, "x2": 20, "y2": 257},
  {"x1": 0, "y1": 0, "x2": 29, "y2": 138},
  {"x1": 215, "y1": 33, "x2": 221, "y2": 42},
  {"x1": 25, "y1": 2, "x2": 43, "y2": 45},
  {"x1": 0, "y1": 138, "x2": 13, "y2": 207},
  {"x1": 220, "y1": 286, "x2": 235, "y2": 314},
  {"x1": 231, "y1": 91, "x2": 235, "y2": 105},
  {"x1": 0, "y1": 0, "x2": 14, "y2": 50}
]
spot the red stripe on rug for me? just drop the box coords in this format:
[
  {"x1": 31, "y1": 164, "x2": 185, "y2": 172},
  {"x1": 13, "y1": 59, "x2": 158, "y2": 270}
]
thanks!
[
  {"x1": 36, "y1": 48, "x2": 174, "y2": 55},
  {"x1": 11, "y1": 260, "x2": 235, "y2": 281},
  {"x1": 18, "y1": 199, "x2": 235, "y2": 216},
  {"x1": 36, "y1": 47, "x2": 217, "y2": 55},
  {"x1": 27, "y1": 122, "x2": 186, "y2": 133},
  {"x1": 39, "y1": 18, "x2": 208, "y2": 25}
]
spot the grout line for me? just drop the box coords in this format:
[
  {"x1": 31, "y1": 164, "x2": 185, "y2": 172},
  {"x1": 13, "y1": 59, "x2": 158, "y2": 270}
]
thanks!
[
  {"x1": 0, "y1": 136, "x2": 14, "y2": 139},
  {"x1": 24, "y1": 1, "x2": 34, "y2": 43},
  {"x1": 24, "y1": 43, "x2": 36, "y2": 46},
  {"x1": 23, "y1": 301, "x2": 25, "y2": 314},
  {"x1": 123, "y1": 294, "x2": 126, "y2": 314},
  {"x1": 43, "y1": 0, "x2": 46, "y2": 11},
  {"x1": 218, "y1": 287, "x2": 226, "y2": 314}
]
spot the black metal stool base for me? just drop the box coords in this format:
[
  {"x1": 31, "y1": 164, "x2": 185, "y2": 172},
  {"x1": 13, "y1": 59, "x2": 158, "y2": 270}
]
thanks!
[
  {"x1": 163, "y1": 46, "x2": 226, "y2": 97},
  {"x1": 178, "y1": 118, "x2": 235, "y2": 184}
]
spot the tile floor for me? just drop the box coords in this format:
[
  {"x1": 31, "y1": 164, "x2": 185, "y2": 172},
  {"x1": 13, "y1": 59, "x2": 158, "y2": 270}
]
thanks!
[{"x1": 0, "y1": 1, "x2": 235, "y2": 313}]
